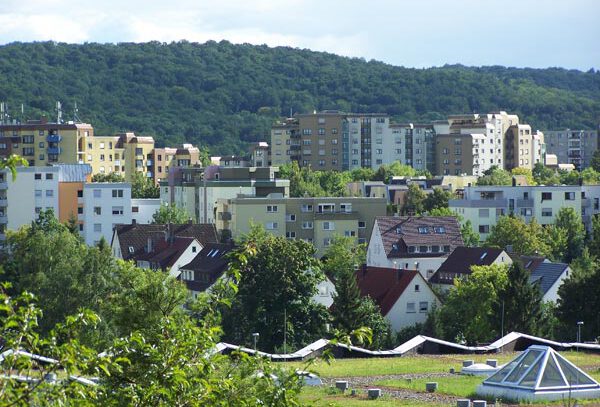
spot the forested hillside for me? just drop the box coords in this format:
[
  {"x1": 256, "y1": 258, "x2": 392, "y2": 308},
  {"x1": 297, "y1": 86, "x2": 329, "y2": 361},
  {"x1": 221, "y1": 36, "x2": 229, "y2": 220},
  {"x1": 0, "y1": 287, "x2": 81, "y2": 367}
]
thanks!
[{"x1": 1, "y1": 40, "x2": 599, "y2": 154}]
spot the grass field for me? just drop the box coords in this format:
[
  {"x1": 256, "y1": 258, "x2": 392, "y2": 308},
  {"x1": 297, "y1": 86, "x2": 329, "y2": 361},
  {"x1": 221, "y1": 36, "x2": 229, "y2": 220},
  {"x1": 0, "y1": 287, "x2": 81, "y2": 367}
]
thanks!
[{"x1": 295, "y1": 351, "x2": 600, "y2": 406}]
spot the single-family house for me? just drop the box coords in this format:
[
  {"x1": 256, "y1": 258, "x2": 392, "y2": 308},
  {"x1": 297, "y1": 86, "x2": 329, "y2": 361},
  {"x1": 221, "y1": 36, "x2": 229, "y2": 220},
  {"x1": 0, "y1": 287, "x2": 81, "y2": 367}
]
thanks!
[
  {"x1": 429, "y1": 247, "x2": 512, "y2": 291},
  {"x1": 356, "y1": 266, "x2": 440, "y2": 332},
  {"x1": 179, "y1": 243, "x2": 234, "y2": 297},
  {"x1": 367, "y1": 216, "x2": 464, "y2": 279},
  {"x1": 528, "y1": 262, "x2": 571, "y2": 303}
]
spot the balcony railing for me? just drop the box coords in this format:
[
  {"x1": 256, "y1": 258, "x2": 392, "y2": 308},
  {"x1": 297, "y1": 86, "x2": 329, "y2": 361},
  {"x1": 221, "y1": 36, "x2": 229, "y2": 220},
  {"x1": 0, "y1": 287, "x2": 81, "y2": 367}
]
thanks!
[
  {"x1": 0, "y1": 198, "x2": 7, "y2": 206},
  {"x1": 47, "y1": 134, "x2": 62, "y2": 143},
  {"x1": 219, "y1": 212, "x2": 232, "y2": 221},
  {"x1": 47, "y1": 147, "x2": 62, "y2": 155},
  {"x1": 0, "y1": 215, "x2": 7, "y2": 224},
  {"x1": 516, "y1": 199, "x2": 534, "y2": 207}
]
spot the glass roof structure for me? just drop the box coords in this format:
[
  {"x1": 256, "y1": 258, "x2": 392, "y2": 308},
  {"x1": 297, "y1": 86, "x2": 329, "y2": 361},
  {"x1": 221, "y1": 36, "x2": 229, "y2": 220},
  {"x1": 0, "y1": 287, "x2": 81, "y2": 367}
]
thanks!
[{"x1": 477, "y1": 345, "x2": 600, "y2": 401}]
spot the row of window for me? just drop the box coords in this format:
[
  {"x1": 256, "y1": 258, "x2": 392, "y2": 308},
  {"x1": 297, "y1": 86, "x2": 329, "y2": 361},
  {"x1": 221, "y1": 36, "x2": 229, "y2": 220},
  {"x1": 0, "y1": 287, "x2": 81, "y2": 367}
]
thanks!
[
  {"x1": 406, "y1": 245, "x2": 451, "y2": 253},
  {"x1": 406, "y1": 301, "x2": 429, "y2": 313}
]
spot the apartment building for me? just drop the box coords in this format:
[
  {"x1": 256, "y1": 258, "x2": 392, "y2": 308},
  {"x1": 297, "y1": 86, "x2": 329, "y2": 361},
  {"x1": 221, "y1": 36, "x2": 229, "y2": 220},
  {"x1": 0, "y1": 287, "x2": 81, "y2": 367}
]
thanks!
[
  {"x1": 505, "y1": 124, "x2": 545, "y2": 170},
  {"x1": 82, "y1": 182, "x2": 132, "y2": 246},
  {"x1": 160, "y1": 166, "x2": 290, "y2": 223},
  {"x1": 436, "y1": 133, "x2": 489, "y2": 176},
  {"x1": 215, "y1": 195, "x2": 387, "y2": 257},
  {"x1": 0, "y1": 118, "x2": 94, "y2": 167},
  {"x1": 249, "y1": 142, "x2": 270, "y2": 167},
  {"x1": 449, "y1": 184, "x2": 584, "y2": 240},
  {"x1": 544, "y1": 129, "x2": 599, "y2": 170}
]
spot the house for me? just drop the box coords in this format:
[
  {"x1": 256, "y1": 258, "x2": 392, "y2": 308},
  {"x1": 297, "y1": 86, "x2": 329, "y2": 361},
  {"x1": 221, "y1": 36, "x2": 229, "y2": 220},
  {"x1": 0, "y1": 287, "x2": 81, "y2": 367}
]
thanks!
[
  {"x1": 111, "y1": 222, "x2": 218, "y2": 261},
  {"x1": 135, "y1": 236, "x2": 202, "y2": 277},
  {"x1": 528, "y1": 262, "x2": 571, "y2": 303},
  {"x1": 366, "y1": 216, "x2": 464, "y2": 279},
  {"x1": 179, "y1": 243, "x2": 234, "y2": 297},
  {"x1": 429, "y1": 247, "x2": 512, "y2": 291},
  {"x1": 356, "y1": 266, "x2": 439, "y2": 332}
]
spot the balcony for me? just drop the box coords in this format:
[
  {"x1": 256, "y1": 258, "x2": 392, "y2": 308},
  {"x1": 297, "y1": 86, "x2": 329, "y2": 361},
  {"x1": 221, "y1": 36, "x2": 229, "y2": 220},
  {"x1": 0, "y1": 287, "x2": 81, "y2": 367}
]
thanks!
[
  {"x1": 46, "y1": 134, "x2": 62, "y2": 143},
  {"x1": 516, "y1": 199, "x2": 533, "y2": 207},
  {"x1": 114, "y1": 160, "x2": 121, "y2": 166},
  {"x1": 0, "y1": 198, "x2": 7, "y2": 206},
  {"x1": 449, "y1": 198, "x2": 507, "y2": 208},
  {"x1": 290, "y1": 145, "x2": 301, "y2": 150},
  {"x1": 146, "y1": 160, "x2": 153, "y2": 166},
  {"x1": 0, "y1": 215, "x2": 7, "y2": 224},
  {"x1": 47, "y1": 146, "x2": 62, "y2": 155},
  {"x1": 219, "y1": 211, "x2": 232, "y2": 221},
  {"x1": 0, "y1": 181, "x2": 7, "y2": 189}
]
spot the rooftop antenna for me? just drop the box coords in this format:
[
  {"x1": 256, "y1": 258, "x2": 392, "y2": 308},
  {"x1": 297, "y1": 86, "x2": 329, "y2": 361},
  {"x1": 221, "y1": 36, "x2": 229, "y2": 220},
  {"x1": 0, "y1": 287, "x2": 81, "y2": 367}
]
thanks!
[
  {"x1": 73, "y1": 101, "x2": 81, "y2": 123},
  {"x1": 56, "y1": 101, "x2": 63, "y2": 124},
  {"x1": 1, "y1": 102, "x2": 10, "y2": 125},
  {"x1": 289, "y1": 107, "x2": 293, "y2": 118}
]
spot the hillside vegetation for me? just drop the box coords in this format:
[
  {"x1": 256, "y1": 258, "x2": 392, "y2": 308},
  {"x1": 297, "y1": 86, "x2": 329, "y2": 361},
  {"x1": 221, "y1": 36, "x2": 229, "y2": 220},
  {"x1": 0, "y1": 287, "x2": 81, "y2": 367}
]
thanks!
[{"x1": 1, "y1": 40, "x2": 599, "y2": 153}]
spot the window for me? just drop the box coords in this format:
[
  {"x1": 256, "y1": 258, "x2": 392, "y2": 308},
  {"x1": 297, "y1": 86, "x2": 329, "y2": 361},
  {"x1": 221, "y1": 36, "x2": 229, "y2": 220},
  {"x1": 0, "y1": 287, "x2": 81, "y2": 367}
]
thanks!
[
  {"x1": 419, "y1": 302, "x2": 428, "y2": 313},
  {"x1": 45, "y1": 173, "x2": 53, "y2": 180},
  {"x1": 132, "y1": 206, "x2": 139, "y2": 213},
  {"x1": 419, "y1": 245, "x2": 428, "y2": 253},
  {"x1": 302, "y1": 129, "x2": 312, "y2": 135},
  {"x1": 541, "y1": 192, "x2": 552, "y2": 201},
  {"x1": 112, "y1": 189, "x2": 124, "y2": 198},
  {"x1": 35, "y1": 207, "x2": 42, "y2": 214},
  {"x1": 94, "y1": 207, "x2": 102, "y2": 215},
  {"x1": 358, "y1": 221, "x2": 366, "y2": 228},
  {"x1": 266, "y1": 205, "x2": 278, "y2": 213},
  {"x1": 479, "y1": 208, "x2": 490, "y2": 218},
  {"x1": 93, "y1": 189, "x2": 101, "y2": 198},
  {"x1": 266, "y1": 222, "x2": 278, "y2": 230},
  {"x1": 444, "y1": 245, "x2": 451, "y2": 252},
  {"x1": 323, "y1": 238, "x2": 332, "y2": 247},
  {"x1": 344, "y1": 230, "x2": 356, "y2": 237},
  {"x1": 433, "y1": 226, "x2": 446, "y2": 234},
  {"x1": 406, "y1": 302, "x2": 416, "y2": 313},
  {"x1": 542, "y1": 208, "x2": 552, "y2": 217},
  {"x1": 318, "y1": 128, "x2": 325, "y2": 135},
  {"x1": 340, "y1": 203, "x2": 352, "y2": 213},
  {"x1": 302, "y1": 221, "x2": 313, "y2": 229},
  {"x1": 99, "y1": 142, "x2": 105, "y2": 149},
  {"x1": 35, "y1": 189, "x2": 42, "y2": 197},
  {"x1": 521, "y1": 208, "x2": 532, "y2": 216},
  {"x1": 418, "y1": 226, "x2": 429, "y2": 234},
  {"x1": 565, "y1": 192, "x2": 575, "y2": 200},
  {"x1": 286, "y1": 231, "x2": 296, "y2": 239},
  {"x1": 415, "y1": 284, "x2": 420, "y2": 292},
  {"x1": 112, "y1": 206, "x2": 124, "y2": 215},
  {"x1": 93, "y1": 223, "x2": 102, "y2": 232},
  {"x1": 23, "y1": 135, "x2": 34, "y2": 144},
  {"x1": 45, "y1": 189, "x2": 54, "y2": 197},
  {"x1": 479, "y1": 225, "x2": 490, "y2": 233},
  {"x1": 77, "y1": 207, "x2": 83, "y2": 214},
  {"x1": 301, "y1": 204, "x2": 313, "y2": 212},
  {"x1": 323, "y1": 221, "x2": 335, "y2": 231}
]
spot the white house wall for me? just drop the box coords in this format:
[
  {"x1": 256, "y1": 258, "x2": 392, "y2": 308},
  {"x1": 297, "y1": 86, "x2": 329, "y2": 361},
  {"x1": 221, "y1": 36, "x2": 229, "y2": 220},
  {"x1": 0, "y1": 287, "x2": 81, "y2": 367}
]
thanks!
[
  {"x1": 167, "y1": 239, "x2": 203, "y2": 278},
  {"x1": 385, "y1": 274, "x2": 439, "y2": 332},
  {"x1": 131, "y1": 198, "x2": 161, "y2": 224}
]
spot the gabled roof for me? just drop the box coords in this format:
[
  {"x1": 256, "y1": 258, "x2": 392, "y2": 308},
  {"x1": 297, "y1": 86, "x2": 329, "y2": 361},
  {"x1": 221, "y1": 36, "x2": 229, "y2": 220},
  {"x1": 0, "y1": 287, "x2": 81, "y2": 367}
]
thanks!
[
  {"x1": 180, "y1": 243, "x2": 234, "y2": 292},
  {"x1": 375, "y1": 216, "x2": 463, "y2": 258},
  {"x1": 135, "y1": 236, "x2": 197, "y2": 269},
  {"x1": 529, "y1": 262, "x2": 570, "y2": 296},
  {"x1": 513, "y1": 255, "x2": 546, "y2": 273},
  {"x1": 355, "y1": 266, "x2": 419, "y2": 315},
  {"x1": 429, "y1": 247, "x2": 506, "y2": 284},
  {"x1": 113, "y1": 223, "x2": 218, "y2": 260}
]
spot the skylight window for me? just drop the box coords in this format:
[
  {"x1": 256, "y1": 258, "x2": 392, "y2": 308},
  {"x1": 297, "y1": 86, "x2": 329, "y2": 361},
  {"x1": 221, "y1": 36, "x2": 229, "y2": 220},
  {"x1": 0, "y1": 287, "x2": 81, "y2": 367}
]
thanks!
[
  {"x1": 418, "y1": 226, "x2": 429, "y2": 234},
  {"x1": 128, "y1": 246, "x2": 134, "y2": 253},
  {"x1": 433, "y1": 226, "x2": 446, "y2": 234}
]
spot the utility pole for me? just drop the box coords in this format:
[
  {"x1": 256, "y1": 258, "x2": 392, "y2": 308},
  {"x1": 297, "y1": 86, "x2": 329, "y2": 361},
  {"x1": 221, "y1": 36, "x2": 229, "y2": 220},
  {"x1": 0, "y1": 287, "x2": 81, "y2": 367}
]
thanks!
[{"x1": 283, "y1": 308, "x2": 287, "y2": 358}]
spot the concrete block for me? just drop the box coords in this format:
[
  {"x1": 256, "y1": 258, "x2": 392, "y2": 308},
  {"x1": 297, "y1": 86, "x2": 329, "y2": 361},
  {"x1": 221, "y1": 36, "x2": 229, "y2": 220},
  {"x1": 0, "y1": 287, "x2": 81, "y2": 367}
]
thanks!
[
  {"x1": 473, "y1": 401, "x2": 487, "y2": 407},
  {"x1": 486, "y1": 359, "x2": 498, "y2": 367},
  {"x1": 335, "y1": 380, "x2": 348, "y2": 391},
  {"x1": 462, "y1": 360, "x2": 474, "y2": 367},
  {"x1": 457, "y1": 400, "x2": 471, "y2": 407},
  {"x1": 425, "y1": 382, "x2": 438, "y2": 392},
  {"x1": 367, "y1": 388, "x2": 381, "y2": 399}
]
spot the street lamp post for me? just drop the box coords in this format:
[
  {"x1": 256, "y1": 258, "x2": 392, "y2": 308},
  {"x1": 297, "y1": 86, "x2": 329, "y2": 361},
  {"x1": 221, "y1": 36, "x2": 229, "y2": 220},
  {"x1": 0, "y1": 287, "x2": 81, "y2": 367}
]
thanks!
[
  {"x1": 252, "y1": 332, "x2": 260, "y2": 352},
  {"x1": 577, "y1": 321, "x2": 584, "y2": 350}
]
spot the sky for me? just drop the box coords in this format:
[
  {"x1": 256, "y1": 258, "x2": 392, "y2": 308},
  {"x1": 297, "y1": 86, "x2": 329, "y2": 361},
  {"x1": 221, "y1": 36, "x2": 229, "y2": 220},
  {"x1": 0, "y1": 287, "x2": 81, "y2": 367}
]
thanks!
[{"x1": 0, "y1": 0, "x2": 598, "y2": 71}]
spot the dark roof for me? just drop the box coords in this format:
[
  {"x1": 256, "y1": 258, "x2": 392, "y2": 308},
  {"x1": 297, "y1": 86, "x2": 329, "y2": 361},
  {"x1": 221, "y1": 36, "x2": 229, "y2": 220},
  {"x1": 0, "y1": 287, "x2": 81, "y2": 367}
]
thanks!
[
  {"x1": 529, "y1": 262, "x2": 570, "y2": 296},
  {"x1": 376, "y1": 216, "x2": 463, "y2": 258},
  {"x1": 429, "y1": 247, "x2": 506, "y2": 284},
  {"x1": 515, "y1": 255, "x2": 546, "y2": 273},
  {"x1": 135, "y1": 236, "x2": 197, "y2": 269},
  {"x1": 355, "y1": 266, "x2": 419, "y2": 315},
  {"x1": 113, "y1": 223, "x2": 218, "y2": 261},
  {"x1": 179, "y1": 243, "x2": 234, "y2": 292}
]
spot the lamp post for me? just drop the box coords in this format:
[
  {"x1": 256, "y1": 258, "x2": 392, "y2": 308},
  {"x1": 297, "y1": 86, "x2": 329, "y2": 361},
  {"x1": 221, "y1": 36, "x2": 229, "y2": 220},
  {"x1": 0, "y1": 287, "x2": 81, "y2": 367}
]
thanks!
[
  {"x1": 252, "y1": 332, "x2": 260, "y2": 352},
  {"x1": 577, "y1": 321, "x2": 584, "y2": 351}
]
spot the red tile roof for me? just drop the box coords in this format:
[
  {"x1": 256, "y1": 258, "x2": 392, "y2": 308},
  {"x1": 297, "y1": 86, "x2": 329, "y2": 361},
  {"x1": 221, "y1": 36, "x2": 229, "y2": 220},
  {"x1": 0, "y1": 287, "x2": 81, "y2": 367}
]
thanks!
[
  {"x1": 375, "y1": 216, "x2": 463, "y2": 259},
  {"x1": 355, "y1": 266, "x2": 419, "y2": 316}
]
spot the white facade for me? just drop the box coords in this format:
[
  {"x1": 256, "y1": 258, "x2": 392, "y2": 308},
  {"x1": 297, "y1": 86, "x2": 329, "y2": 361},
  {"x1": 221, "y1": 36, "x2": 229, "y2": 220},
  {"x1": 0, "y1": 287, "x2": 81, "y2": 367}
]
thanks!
[
  {"x1": 5, "y1": 167, "x2": 59, "y2": 231},
  {"x1": 83, "y1": 183, "x2": 132, "y2": 246},
  {"x1": 385, "y1": 273, "x2": 440, "y2": 332},
  {"x1": 366, "y1": 221, "x2": 450, "y2": 280},
  {"x1": 312, "y1": 277, "x2": 336, "y2": 308},
  {"x1": 131, "y1": 198, "x2": 160, "y2": 224}
]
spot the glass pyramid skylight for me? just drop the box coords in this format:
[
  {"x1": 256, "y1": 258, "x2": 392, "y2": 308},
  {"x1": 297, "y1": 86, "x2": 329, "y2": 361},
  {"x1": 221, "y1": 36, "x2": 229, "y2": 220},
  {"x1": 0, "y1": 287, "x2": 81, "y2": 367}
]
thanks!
[{"x1": 477, "y1": 345, "x2": 600, "y2": 401}]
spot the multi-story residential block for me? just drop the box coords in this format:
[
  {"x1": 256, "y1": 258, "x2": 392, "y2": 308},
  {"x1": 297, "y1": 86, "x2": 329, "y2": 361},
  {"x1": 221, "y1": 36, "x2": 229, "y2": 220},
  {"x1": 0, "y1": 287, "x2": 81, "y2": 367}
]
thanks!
[
  {"x1": 151, "y1": 144, "x2": 201, "y2": 184},
  {"x1": 82, "y1": 182, "x2": 132, "y2": 246},
  {"x1": 366, "y1": 216, "x2": 464, "y2": 280},
  {"x1": 0, "y1": 118, "x2": 94, "y2": 167},
  {"x1": 436, "y1": 133, "x2": 488, "y2": 176},
  {"x1": 544, "y1": 129, "x2": 599, "y2": 170},
  {"x1": 215, "y1": 195, "x2": 387, "y2": 256},
  {"x1": 160, "y1": 166, "x2": 289, "y2": 223},
  {"x1": 505, "y1": 124, "x2": 545, "y2": 170},
  {"x1": 131, "y1": 199, "x2": 161, "y2": 224},
  {"x1": 449, "y1": 185, "x2": 584, "y2": 240}
]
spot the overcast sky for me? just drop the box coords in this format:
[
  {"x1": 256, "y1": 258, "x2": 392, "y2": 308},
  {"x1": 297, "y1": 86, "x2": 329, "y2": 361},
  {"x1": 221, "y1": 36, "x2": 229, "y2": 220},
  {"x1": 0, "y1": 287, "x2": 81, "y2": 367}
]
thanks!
[{"x1": 1, "y1": 0, "x2": 598, "y2": 70}]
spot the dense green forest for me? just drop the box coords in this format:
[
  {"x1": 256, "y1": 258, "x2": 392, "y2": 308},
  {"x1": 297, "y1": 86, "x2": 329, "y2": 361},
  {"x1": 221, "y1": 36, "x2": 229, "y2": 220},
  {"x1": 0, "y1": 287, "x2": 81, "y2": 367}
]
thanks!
[{"x1": 0, "y1": 40, "x2": 599, "y2": 154}]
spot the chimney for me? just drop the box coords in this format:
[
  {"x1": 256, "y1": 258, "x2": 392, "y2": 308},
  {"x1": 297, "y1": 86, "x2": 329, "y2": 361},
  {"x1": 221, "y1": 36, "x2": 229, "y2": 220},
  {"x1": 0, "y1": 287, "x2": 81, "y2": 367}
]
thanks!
[
  {"x1": 146, "y1": 237, "x2": 153, "y2": 253},
  {"x1": 512, "y1": 176, "x2": 517, "y2": 187}
]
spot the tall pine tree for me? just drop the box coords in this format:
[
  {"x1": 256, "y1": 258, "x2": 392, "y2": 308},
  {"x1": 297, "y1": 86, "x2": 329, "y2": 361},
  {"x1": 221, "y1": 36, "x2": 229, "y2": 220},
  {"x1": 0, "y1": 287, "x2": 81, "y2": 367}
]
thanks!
[{"x1": 498, "y1": 262, "x2": 543, "y2": 335}]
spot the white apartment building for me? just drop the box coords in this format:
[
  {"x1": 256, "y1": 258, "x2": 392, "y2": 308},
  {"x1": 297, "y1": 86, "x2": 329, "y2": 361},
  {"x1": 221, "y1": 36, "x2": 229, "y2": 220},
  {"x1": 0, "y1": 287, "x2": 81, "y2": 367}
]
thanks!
[
  {"x1": 82, "y1": 183, "x2": 132, "y2": 246},
  {"x1": 449, "y1": 185, "x2": 591, "y2": 241},
  {"x1": 2, "y1": 167, "x2": 59, "y2": 234},
  {"x1": 131, "y1": 198, "x2": 161, "y2": 224}
]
